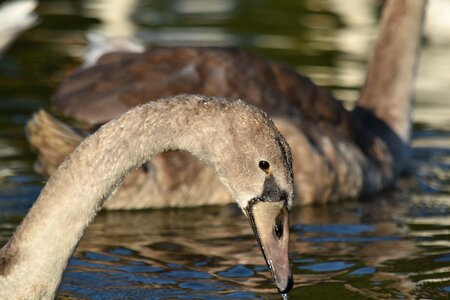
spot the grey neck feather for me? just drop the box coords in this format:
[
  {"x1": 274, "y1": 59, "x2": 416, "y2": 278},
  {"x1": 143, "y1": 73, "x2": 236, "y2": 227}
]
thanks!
[
  {"x1": 0, "y1": 95, "x2": 259, "y2": 299},
  {"x1": 357, "y1": 0, "x2": 427, "y2": 142}
]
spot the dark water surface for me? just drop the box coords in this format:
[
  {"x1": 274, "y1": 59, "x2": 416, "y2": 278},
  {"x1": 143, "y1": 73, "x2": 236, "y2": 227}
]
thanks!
[{"x1": 0, "y1": 0, "x2": 449, "y2": 299}]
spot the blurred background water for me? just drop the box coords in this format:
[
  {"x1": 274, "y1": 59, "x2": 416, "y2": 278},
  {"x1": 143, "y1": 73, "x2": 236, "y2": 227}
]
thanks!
[{"x1": 0, "y1": 0, "x2": 449, "y2": 299}]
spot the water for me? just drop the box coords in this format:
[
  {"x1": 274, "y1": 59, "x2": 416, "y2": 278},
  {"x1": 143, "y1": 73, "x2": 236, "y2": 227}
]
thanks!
[{"x1": 0, "y1": 0, "x2": 449, "y2": 299}]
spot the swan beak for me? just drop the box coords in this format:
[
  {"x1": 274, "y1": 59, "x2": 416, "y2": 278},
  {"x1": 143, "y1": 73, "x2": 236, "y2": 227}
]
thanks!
[{"x1": 246, "y1": 200, "x2": 293, "y2": 294}]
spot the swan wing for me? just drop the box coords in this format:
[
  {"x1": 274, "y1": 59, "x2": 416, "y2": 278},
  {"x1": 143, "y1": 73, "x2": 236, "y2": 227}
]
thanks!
[{"x1": 53, "y1": 47, "x2": 351, "y2": 135}]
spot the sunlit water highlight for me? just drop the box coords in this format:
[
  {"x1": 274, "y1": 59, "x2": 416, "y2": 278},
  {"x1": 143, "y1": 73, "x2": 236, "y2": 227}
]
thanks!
[{"x1": 0, "y1": 0, "x2": 449, "y2": 299}]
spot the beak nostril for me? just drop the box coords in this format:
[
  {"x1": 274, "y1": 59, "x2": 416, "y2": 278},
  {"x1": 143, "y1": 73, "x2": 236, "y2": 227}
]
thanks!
[
  {"x1": 274, "y1": 222, "x2": 284, "y2": 239},
  {"x1": 273, "y1": 211, "x2": 285, "y2": 240}
]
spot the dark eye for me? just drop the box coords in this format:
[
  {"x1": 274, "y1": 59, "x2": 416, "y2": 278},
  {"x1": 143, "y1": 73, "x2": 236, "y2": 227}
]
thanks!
[{"x1": 259, "y1": 160, "x2": 270, "y2": 172}]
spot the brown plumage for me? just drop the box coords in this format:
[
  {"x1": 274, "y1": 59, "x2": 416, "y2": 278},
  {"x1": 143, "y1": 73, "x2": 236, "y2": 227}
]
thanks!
[{"x1": 26, "y1": 0, "x2": 427, "y2": 208}]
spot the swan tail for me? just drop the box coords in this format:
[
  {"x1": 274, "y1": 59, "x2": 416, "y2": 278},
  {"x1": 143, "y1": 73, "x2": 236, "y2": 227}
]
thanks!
[
  {"x1": 355, "y1": 0, "x2": 426, "y2": 142},
  {"x1": 26, "y1": 110, "x2": 86, "y2": 176}
]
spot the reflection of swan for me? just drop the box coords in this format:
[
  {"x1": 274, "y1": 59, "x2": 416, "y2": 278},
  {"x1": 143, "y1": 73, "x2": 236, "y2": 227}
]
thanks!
[
  {"x1": 0, "y1": 0, "x2": 37, "y2": 54},
  {"x1": 80, "y1": 0, "x2": 144, "y2": 68},
  {"x1": 70, "y1": 199, "x2": 419, "y2": 297},
  {"x1": 82, "y1": 0, "x2": 139, "y2": 38},
  {"x1": 291, "y1": 198, "x2": 421, "y2": 298},
  {"x1": 27, "y1": 0, "x2": 426, "y2": 208},
  {"x1": 0, "y1": 95, "x2": 294, "y2": 298}
]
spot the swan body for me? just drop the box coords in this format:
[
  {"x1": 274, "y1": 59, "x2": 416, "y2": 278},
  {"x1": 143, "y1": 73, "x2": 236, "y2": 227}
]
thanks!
[
  {"x1": 1, "y1": 95, "x2": 294, "y2": 298},
  {"x1": 26, "y1": 0, "x2": 426, "y2": 208}
]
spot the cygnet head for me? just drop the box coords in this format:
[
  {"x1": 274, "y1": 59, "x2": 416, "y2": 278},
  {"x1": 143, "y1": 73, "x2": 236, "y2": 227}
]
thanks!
[{"x1": 185, "y1": 98, "x2": 294, "y2": 294}]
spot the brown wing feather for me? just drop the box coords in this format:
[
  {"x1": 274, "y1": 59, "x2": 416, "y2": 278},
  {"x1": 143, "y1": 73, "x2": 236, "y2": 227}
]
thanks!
[{"x1": 53, "y1": 47, "x2": 351, "y2": 135}]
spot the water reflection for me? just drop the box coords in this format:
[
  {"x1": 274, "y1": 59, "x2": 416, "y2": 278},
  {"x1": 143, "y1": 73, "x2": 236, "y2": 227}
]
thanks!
[
  {"x1": 53, "y1": 193, "x2": 449, "y2": 299},
  {"x1": 0, "y1": 0, "x2": 38, "y2": 54},
  {"x1": 81, "y1": 0, "x2": 139, "y2": 37},
  {"x1": 59, "y1": 206, "x2": 280, "y2": 298}
]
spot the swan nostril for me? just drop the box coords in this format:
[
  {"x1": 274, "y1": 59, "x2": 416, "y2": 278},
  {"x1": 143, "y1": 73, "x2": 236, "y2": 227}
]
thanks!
[
  {"x1": 274, "y1": 221, "x2": 284, "y2": 239},
  {"x1": 273, "y1": 209, "x2": 286, "y2": 240}
]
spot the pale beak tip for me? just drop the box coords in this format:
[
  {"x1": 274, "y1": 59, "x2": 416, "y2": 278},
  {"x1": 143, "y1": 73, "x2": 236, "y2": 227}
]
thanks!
[
  {"x1": 277, "y1": 273, "x2": 294, "y2": 294},
  {"x1": 246, "y1": 200, "x2": 293, "y2": 295}
]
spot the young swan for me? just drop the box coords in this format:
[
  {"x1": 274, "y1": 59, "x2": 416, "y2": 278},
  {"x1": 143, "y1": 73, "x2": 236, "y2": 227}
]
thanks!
[
  {"x1": 27, "y1": 1, "x2": 426, "y2": 207},
  {"x1": 0, "y1": 95, "x2": 294, "y2": 299}
]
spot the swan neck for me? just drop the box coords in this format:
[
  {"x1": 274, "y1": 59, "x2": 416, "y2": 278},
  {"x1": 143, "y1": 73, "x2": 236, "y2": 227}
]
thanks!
[
  {"x1": 0, "y1": 96, "x2": 230, "y2": 298},
  {"x1": 357, "y1": 0, "x2": 427, "y2": 141}
]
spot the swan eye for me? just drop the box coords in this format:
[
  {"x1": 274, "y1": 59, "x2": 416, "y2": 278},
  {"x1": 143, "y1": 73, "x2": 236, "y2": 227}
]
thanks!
[{"x1": 259, "y1": 160, "x2": 270, "y2": 172}]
